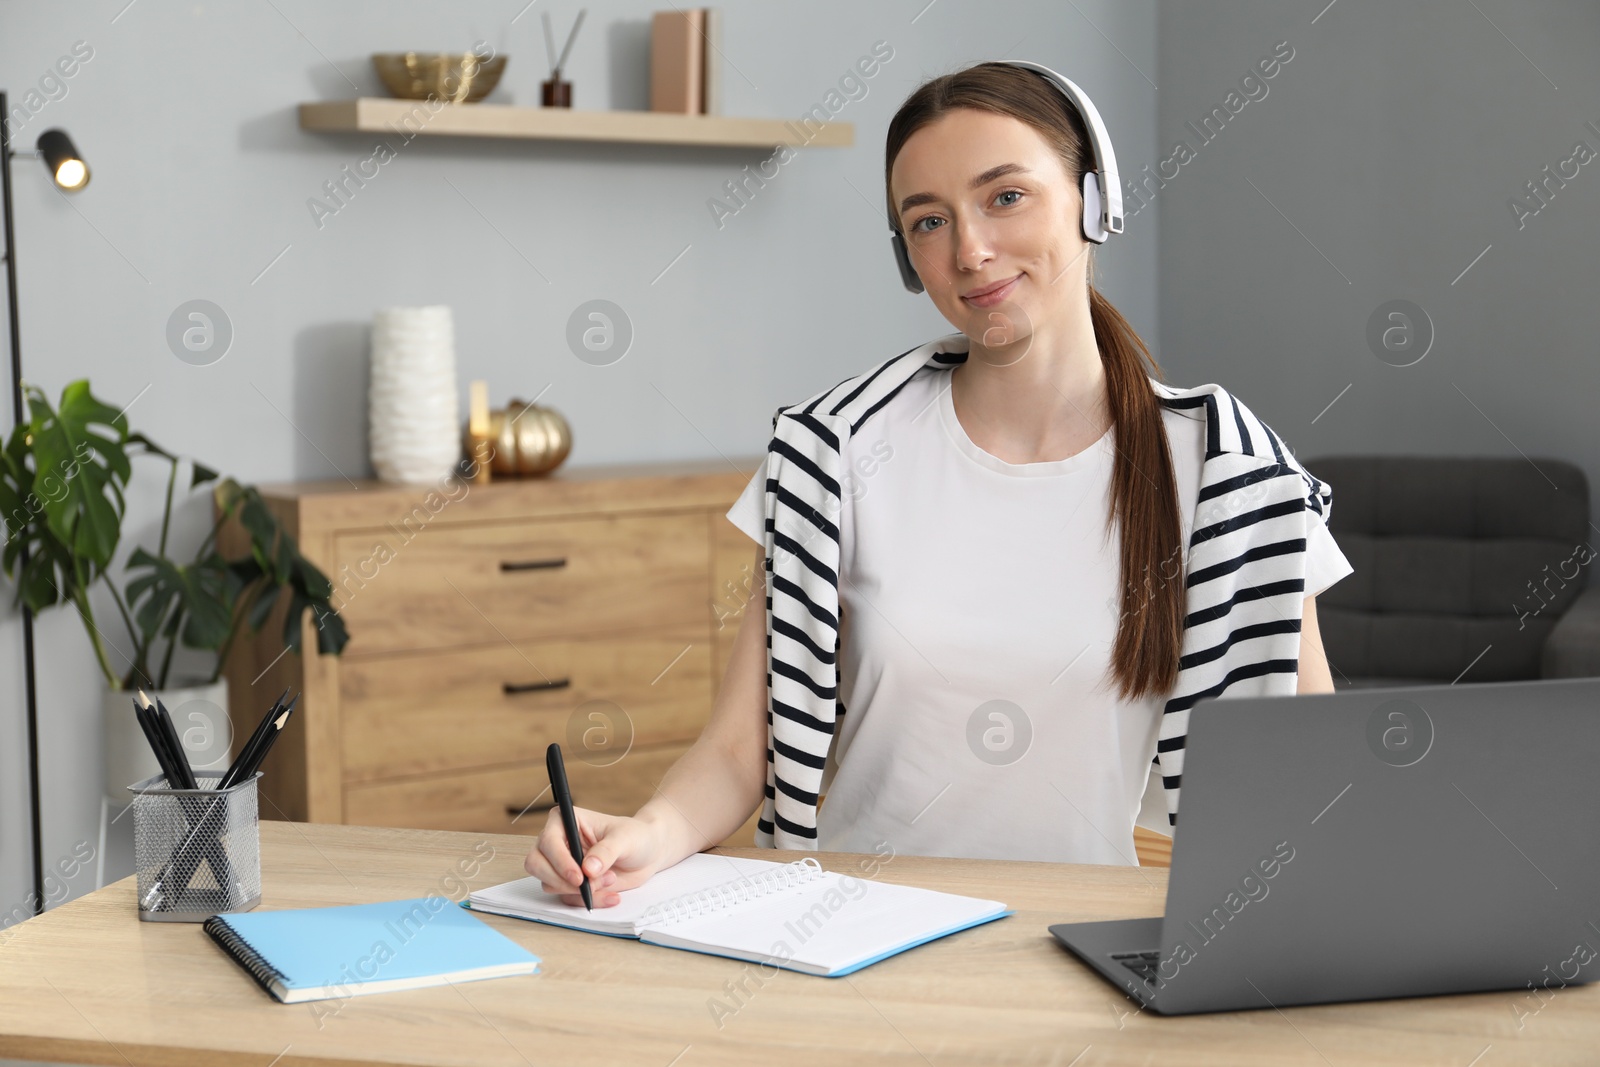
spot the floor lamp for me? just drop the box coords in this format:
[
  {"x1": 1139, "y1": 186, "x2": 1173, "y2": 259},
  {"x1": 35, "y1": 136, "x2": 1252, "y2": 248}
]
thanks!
[{"x1": 1, "y1": 91, "x2": 92, "y2": 916}]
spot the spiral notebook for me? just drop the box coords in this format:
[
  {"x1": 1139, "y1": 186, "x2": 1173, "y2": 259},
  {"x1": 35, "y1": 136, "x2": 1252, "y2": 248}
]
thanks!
[
  {"x1": 204, "y1": 897, "x2": 541, "y2": 1004},
  {"x1": 464, "y1": 854, "x2": 1011, "y2": 977}
]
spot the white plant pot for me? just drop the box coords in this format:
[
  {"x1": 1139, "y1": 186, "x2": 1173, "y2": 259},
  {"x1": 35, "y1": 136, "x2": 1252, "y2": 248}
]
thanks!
[{"x1": 103, "y1": 678, "x2": 232, "y2": 800}]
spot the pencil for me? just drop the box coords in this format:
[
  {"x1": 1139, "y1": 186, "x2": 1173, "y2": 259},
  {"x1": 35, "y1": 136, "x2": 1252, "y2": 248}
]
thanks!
[
  {"x1": 146, "y1": 692, "x2": 198, "y2": 790},
  {"x1": 220, "y1": 688, "x2": 289, "y2": 789},
  {"x1": 236, "y1": 696, "x2": 297, "y2": 783}
]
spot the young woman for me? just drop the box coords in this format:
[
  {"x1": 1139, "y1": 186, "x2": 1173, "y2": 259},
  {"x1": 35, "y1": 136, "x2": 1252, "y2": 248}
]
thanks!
[{"x1": 524, "y1": 62, "x2": 1352, "y2": 906}]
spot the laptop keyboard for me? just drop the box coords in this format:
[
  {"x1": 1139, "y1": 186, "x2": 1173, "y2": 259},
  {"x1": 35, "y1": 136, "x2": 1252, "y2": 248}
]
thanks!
[{"x1": 1110, "y1": 951, "x2": 1162, "y2": 986}]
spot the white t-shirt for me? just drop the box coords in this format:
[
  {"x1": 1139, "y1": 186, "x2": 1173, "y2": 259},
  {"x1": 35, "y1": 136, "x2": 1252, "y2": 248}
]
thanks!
[{"x1": 726, "y1": 366, "x2": 1353, "y2": 864}]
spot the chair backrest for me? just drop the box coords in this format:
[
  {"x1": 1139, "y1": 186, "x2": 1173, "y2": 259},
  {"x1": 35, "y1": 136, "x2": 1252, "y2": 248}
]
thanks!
[{"x1": 1306, "y1": 455, "x2": 1592, "y2": 683}]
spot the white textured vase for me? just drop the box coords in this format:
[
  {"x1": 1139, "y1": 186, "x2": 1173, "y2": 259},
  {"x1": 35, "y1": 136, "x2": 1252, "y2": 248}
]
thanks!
[{"x1": 369, "y1": 304, "x2": 461, "y2": 484}]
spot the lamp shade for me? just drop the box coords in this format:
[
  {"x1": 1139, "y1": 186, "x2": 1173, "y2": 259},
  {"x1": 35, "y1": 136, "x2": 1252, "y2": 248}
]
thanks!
[{"x1": 36, "y1": 128, "x2": 89, "y2": 190}]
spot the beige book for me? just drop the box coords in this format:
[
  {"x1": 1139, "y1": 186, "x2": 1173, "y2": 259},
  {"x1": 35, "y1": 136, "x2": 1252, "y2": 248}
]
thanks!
[
  {"x1": 650, "y1": 8, "x2": 704, "y2": 114},
  {"x1": 701, "y1": 7, "x2": 721, "y2": 115}
]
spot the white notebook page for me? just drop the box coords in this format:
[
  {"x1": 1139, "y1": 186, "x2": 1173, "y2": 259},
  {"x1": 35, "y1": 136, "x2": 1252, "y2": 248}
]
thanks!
[
  {"x1": 641, "y1": 871, "x2": 1007, "y2": 976},
  {"x1": 468, "y1": 854, "x2": 795, "y2": 935}
]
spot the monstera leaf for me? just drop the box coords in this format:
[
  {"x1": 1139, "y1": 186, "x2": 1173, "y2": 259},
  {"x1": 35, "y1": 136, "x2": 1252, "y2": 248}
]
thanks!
[
  {"x1": 1, "y1": 381, "x2": 350, "y2": 691},
  {"x1": 30, "y1": 381, "x2": 130, "y2": 565},
  {"x1": 211, "y1": 478, "x2": 349, "y2": 658},
  {"x1": 124, "y1": 547, "x2": 239, "y2": 653},
  {"x1": 0, "y1": 381, "x2": 131, "y2": 614}
]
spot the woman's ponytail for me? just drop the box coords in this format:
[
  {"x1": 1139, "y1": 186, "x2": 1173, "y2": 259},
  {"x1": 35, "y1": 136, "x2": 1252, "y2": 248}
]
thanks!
[{"x1": 1091, "y1": 283, "x2": 1184, "y2": 700}]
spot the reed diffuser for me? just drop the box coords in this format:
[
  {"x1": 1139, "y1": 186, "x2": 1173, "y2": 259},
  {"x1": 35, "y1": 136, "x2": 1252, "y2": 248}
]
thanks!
[{"x1": 540, "y1": 9, "x2": 586, "y2": 107}]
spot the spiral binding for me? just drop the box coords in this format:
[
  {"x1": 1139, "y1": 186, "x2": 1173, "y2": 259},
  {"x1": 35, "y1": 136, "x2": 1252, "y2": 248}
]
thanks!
[
  {"x1": 640, "y1": 857, "x2": 826, "y2": 928},
  {"x1": 203, "y1": 915, "x2": 289, "y2": 999}
]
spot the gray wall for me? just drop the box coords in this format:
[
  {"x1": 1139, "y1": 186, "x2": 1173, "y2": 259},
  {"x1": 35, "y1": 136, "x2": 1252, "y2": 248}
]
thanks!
[
  {"x1": 1156, "y1": 0, "x2": 1600, "y2": 527},
  {"x1": 0, "y1": 2, "x2": 1158, "y2": 915}
]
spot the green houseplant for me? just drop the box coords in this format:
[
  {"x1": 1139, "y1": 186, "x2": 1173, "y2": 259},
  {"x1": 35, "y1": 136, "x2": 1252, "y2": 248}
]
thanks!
[{"x1": 0, "y1": 380, "x2": 349, "y2": 793}]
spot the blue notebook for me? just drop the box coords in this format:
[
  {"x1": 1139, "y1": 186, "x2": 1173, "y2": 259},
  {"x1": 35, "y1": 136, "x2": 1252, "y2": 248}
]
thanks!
[
  {"x1": 204, "y1": 897, "x2": 540, "y2": 1003},
  {"x1": 466, "y1": 855, "x2": 1011, "y2": 977}
]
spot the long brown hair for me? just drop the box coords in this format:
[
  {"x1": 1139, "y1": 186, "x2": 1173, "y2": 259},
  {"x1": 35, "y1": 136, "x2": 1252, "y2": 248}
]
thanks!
[{"x1": 884, "y1": 62, "x2": 1184, "y2": 701}]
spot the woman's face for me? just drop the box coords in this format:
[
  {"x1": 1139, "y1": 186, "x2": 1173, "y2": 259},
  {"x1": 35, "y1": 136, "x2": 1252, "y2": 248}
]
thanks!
[{"x1": 890, "y1": 108, "x2": 1089, "y2": 351}]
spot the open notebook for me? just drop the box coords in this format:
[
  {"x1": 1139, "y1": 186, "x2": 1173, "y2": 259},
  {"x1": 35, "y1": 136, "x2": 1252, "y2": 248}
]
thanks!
[{"x1": 465, "y1": 854, "x2": 1010, "y2": 977}]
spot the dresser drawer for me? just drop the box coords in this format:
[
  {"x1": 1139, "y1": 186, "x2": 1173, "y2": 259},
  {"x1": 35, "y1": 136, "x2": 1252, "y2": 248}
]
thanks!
[
  {"x1": 330, "y1": 512, "x2": 710, "y2": 654},
  {"x1": 340, "y1": 628, "x2": 712, "y2": 783},
  {"x1": 343, "y1": 741, "x2": 694, "y2": 836}
]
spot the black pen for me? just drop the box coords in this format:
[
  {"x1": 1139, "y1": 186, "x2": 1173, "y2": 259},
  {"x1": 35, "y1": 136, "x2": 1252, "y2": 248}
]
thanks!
[{"x1": 546, "y1": 743, "x2": 591, "y2": 910}]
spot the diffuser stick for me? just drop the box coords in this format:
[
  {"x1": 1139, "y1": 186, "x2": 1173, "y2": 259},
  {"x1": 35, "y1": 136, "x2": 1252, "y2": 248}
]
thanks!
[
  {"x1": 553, "y1": 10, "x2": 587, "y2": 78},
  {"x1": 541, "y1": 11, "x2": 559, "y2": 76}
]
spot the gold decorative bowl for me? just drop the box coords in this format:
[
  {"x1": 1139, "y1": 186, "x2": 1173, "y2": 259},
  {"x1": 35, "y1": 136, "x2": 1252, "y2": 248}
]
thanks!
[{"x1": 371, "y1": 52, "x2": 508, "y2": 104}]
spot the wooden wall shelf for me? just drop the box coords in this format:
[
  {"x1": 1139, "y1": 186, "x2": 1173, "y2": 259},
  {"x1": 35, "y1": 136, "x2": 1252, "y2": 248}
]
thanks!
[{"x1": 298, "y1": 99, "x2": 853, "y2": 149}]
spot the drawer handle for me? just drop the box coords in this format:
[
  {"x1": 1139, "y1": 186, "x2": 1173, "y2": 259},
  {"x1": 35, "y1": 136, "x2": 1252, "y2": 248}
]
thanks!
[
  {"x1": 500, "y1": 557, "x2": 567, "y2": 572},
  {"x1": 503, "y1": 678, "x2": 572, "y2": 695},
  {"x1": 507, "y1": 800, "x2": 557, "y2": 817}
]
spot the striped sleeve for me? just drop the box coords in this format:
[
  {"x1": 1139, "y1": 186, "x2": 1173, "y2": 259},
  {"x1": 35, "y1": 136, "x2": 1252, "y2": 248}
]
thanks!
[
  {"x1": 756, "y1": 338, "x2": 963, "y2": 848},
  {"x1": 1155, "y1": 389, "x2": 1326, "y2": 827}
]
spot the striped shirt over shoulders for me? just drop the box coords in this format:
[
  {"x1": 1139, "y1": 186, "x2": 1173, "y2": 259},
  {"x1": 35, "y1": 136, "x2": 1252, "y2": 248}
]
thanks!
[{"x1": 752, "y1": 331, "x2": 1343, "y2": 850}]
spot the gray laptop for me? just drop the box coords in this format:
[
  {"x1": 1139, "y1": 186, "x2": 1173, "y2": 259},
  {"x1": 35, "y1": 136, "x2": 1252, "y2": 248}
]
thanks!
[{"x1": 1050, "y1": 677, "x2": 1600, "y2": 1015}]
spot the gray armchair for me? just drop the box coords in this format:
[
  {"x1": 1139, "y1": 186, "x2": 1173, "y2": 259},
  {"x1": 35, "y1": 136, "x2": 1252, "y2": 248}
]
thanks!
[{"x1": 1304, "y1": 455, "x2": 1600, "y2": 688}]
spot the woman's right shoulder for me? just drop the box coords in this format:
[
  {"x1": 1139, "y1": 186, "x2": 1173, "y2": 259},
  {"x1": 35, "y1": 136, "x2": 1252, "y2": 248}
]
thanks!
[{"x1": 772, "y1": 333, "x2": 967, "y2": 426}]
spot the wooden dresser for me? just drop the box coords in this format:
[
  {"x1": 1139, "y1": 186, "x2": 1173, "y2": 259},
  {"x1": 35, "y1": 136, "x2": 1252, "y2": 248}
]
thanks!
[{"x1": 224, "y1": 459, "x2": 764, "y2": 846}]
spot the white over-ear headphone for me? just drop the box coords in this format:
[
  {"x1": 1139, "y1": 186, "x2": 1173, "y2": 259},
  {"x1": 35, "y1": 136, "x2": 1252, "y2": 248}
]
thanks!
[{"x1": 890, "y1": 60, "x2": 1124, "y2": 294}]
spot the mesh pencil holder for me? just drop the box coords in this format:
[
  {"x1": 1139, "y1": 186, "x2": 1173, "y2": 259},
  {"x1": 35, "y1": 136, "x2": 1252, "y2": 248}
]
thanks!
[{"x1": 127, "y1": 771, "x2": 263, "y2": 922}]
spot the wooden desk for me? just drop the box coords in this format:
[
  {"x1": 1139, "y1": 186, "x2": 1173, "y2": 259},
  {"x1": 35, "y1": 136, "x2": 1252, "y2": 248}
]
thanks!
[{"x1": 1, "y1": 822, "x2": 1593, "y2": 1066}]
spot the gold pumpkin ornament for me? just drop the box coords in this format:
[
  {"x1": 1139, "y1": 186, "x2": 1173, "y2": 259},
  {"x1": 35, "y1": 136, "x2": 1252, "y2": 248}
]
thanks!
[{"x1": 488, "y1": 399, "x2": 572, "y2": 476}]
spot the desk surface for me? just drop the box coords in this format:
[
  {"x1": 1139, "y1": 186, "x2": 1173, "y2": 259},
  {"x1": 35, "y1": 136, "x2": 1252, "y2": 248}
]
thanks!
[{"x1": 1, "y1": 821, "x2": 1594, "y2": 1067}]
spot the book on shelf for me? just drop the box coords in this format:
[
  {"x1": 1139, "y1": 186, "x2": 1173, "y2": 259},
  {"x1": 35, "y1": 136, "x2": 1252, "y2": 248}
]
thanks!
[{"x1": 651, "y1": 8, "x2": 721, "y2": 115}]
